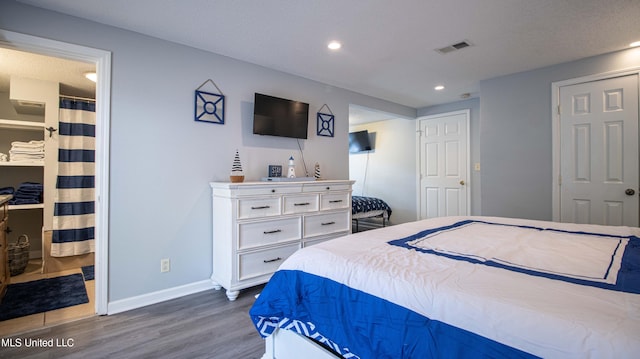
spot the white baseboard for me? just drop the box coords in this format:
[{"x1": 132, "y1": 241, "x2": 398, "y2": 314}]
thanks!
[{"x1": 106, "y1": 279, "x2": 216, "y2": 315}]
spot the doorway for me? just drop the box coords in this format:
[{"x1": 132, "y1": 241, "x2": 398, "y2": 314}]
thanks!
[
  {"x1": 553, "y1": 72, "x2": 640, "y2": 226},
  {"x1": 0, "y1": 30, "x2": 110, "y2": 323},
  {"x1": 416, "y1": 110, "x2": 470, "y2": 219}
]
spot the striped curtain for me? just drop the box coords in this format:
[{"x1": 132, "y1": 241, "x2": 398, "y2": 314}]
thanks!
[{"x1": 51, "y1": 98, "x2": 96, "y2": 257}]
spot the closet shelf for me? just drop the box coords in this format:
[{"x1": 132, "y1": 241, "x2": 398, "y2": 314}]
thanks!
[
  {"x1": 8, "y1": 203, "x2": 44, "y2": 211},
  {"x1": 0, "y1": 161, "x2": 44, "y2": 167},
  {"x1": 0, "y1": 118, "x2": 45, "y2": 131}
]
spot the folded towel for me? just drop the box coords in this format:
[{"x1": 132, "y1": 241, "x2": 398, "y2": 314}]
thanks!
[
  {"x1": 11, "y1": 140, "x2": 45, "y2": 149},
  {"x1": 11, "y1": 182, "x2": 43, "y2": 204},
  {"x1": 9, "y1": 198, "x2": 39, "y2": 205}
]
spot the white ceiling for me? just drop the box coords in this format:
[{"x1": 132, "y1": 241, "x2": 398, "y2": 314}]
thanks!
[
  {"x1": 9, "y1": 0, "x2": 640, "y2": 120},
  {"x1": 0, "y1": 47, "x2": 95, "y2": 99}
]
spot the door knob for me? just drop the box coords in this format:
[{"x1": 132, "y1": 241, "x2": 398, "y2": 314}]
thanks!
[
  {"x1": 459, "y1": 180, "x2": 465, "y2": 186},
  {"x1": 625, "y1": 188, "x2": 635, "y2": 196}
]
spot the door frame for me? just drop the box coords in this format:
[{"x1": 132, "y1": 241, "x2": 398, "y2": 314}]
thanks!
[
  {"x1": 551, "y1": 68, "x2": 640, "y2": 222},
  {"x1": 0, "y1": 29, "x2": 111, "y2": 315},
  {"x1": 415, "y1": 109, "x2": 471, "y2": 219}
]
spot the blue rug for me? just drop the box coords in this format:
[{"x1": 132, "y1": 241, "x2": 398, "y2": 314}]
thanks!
[
  {"x1": 0, "y1": 273, "x2": 89, "y2": 321},
  {"x1": 82, "y1": 265, "x2": 94, "y2": 281}
]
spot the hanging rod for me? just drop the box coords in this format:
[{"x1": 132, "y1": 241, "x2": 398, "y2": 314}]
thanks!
[{"x1": 59, "y1": 94, "x2": 96, "y2": 102}]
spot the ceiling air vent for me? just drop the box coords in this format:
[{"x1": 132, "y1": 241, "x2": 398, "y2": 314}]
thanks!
[
  {"x1": 10, "y1": 99, "x2": 45, "y2": 116},
  {"x1": 435, "y1": 40, "x2": 472, "y2": 55}
]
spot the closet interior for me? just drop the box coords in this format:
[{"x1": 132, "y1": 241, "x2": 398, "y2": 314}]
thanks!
[{"x1": 0, "y1": 47, "x2": 96, "y2": 335}]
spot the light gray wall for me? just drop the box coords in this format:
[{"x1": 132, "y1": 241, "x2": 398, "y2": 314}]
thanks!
[
  {"x1": 418, "y1": 98, "x2": 481, "y2": 216},
  {"x1": 480, "y1": 47, "x2": 640, "y2": 220},
  {"x1": 349, "y1": 118, "x2": 417, "y2": 224},
  {"x1": 0, "y1": 1, "x2": 414, "y2": 302}
]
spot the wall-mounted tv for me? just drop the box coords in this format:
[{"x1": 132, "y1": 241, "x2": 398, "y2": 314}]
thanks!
[
  {"x1": 253, "y1": 93, "x2": 309, "y2": 139},
  {"x1": 349, "y1": 130, "x2": 372, "y2": 153}
]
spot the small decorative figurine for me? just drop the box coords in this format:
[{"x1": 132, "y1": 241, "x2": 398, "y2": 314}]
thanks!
[
  {"x1": 230, "y1": 150, "x2": 244, "y2": 183},
  {"x1": 287, "y1": 156, "x2": 296, "y2": 178},
  {"x1": 314, "y1": 162, "x2": 321, "y2": 180}
]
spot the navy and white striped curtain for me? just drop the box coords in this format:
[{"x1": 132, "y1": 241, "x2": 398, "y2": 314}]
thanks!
[{"x1": 51, "y1": 98, "x2": 96, "y2": 257}]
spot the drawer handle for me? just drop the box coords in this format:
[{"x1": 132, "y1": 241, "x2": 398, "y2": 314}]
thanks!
[
  {"x1": 321, "y1": 221, "x2": 336, "y2": 226},
  {"x1": 263, "y1": 257, "x2": 282, "y2": 263},
  {"x1": 329, "y1": 200, "x2": 343, "y2": 203},
  {"x1": 251, "y1": 205, "x2": 271, "y2": 210},
  {"x1": 294, "y1": 202, "x2": 310, "y2": 206},
  {"x1": 263, "y1": 229, "x2": 282, "y2": 234}
]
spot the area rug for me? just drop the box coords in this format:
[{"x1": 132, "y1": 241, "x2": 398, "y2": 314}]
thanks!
[
  {"x1": 82, "y1": 265, "x2": 94, "y2": 281},
  {"x1": 0, "y1": 273, "x2": 89, "y2": 321}
]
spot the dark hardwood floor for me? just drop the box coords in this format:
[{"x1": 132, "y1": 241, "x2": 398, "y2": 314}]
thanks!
[{"x1": 1, "y1": 285, "x2": 265, "y2": 359}]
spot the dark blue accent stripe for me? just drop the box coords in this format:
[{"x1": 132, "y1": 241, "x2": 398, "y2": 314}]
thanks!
[
  {"x1": 56, "y1": 176, "x2": 94, "y2": 189},
  {"x1": 388, "y1": 220, "x2": 640, "y2": 294},
  {"x1": 54, "y1": 201, "x2": 95, "y2": 216},
  {"x1": 59, "y1": 122, "x2": 95, "y2": 137},
  {"x1": 58, "y1": 149, "x2": 95, "y2": 163},
  {"x1": 59, "y1": 99, "x2": 95, "y2": 112},
  {"x1": 251, "y1": 270, "x2": 538, "y2": 359},
  {"x1": 52, "y1": 227, "x2": 94, "y2": 243}
]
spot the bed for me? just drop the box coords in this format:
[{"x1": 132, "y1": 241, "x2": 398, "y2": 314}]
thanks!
[
  {"x1": 249, "y1": 216, "x2": 640, "y2": 359},
  {"x1": 351, "y1": 196, "x2": 392, "y2": 232}
]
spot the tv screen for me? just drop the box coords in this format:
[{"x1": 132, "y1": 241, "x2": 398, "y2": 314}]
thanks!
[
  {"x1": 349, "y1": 130, "x2": 372, "y2": 153},
  {"x1": 253, "y1": 93, "x2": 309, "y2": 139}
]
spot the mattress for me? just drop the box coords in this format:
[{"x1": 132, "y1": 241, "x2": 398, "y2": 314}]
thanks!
[
  {"x1": 351, "y1": 196, "x2": 391, "y2": 218},
  {"x1": 250, "y1": 216, "x2": 640, "y2": 358}
]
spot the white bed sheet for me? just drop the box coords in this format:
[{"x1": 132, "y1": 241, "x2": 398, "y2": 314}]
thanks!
[{"x1": 277, "y1": 216, "x2": 640, "y2": 358}]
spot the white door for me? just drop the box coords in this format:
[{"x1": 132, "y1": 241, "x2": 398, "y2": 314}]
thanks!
[
  {"x1": 417, "y1": 110, "x2": 469, "y2": 219},
  {"x1": 559, "y1": 74, "x2": 639, "y2": 226}
]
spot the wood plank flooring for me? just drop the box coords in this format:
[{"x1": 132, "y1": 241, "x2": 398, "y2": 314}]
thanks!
[{"x1": 1, "y1": 285, "x2": 265, "y2": 359}]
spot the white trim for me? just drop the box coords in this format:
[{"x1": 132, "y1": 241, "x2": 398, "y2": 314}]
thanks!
[
  {"x1": 107, "y1": 280, "x2": 217, "y2": 315},
  {"x1": 0, "y1": 29, "x2": 111, "y2": 315},
  {"x1": 551, "y1": 67, "x2": 640, "y2": 222},
  {"x1": 415, "y1": 109, "x2": 471, "y2": 219}
]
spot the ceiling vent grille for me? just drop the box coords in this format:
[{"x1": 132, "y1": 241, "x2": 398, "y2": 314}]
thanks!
[{"x1": 436, "y1": 40, "x2": 472, "y2": 54}]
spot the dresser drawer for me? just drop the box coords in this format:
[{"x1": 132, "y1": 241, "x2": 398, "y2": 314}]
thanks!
[
  {"x1": 238, "y1": 244, "x2": 299, "y2": 281},
  {"x1": 238, "y1": 198, "x2": 281, "y2": 219},
  {"x1": 304, "y1": 211, "x2": 350, "y2": 238},
  {"x1": 320, "y1": 192, "x2": 350, "y2": 210},
  {"x1": 283, "y1": 194, "x2": 319, "y2": 214},
  {"x1": 233, "y1": 185, "x2": 302, "y2": 197},
  {"x1": 238, "y1": 217, "x2": 301, "y2": 249},
  {"x1": 303, "y1": 183, "x2": 351, "y2": 193}
]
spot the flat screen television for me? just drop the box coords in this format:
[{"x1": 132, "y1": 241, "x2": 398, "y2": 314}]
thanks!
[
  {"x1": 253, "y1": 93, "x2": 309, "y2": 139},
  {"x1": 349, "y1": 130, "x2": 372, "y2": 153}
]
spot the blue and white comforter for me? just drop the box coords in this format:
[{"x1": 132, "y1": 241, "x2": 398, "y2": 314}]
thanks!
[{"x1": 250, "y1": 216, "x2": 640, "y2": 358}]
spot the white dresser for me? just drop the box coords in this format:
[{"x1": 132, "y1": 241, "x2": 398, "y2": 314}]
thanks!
[{"x1": 210, "y1": 180, "x2": 354, "y2": 300}]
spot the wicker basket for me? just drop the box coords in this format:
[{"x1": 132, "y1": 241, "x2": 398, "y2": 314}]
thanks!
[{"x1": 8, "y1": 234, "x2": 30, "y2": 276}]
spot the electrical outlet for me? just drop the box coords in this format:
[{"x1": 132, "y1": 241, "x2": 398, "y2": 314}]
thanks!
[
  {"x1": 161, "y1": 258, "x2": 170, "y2": 273},
  {"x1": 474, "y1": 163, "x2": 481, "y2": 171}
]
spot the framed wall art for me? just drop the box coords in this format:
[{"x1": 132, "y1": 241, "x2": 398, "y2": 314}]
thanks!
[
  {"x1": 316, "y1": 104, "x2": 334, "y2": 137},
  {"x1": 195, "y1": 79, "x2": 225, "y2": 124}
]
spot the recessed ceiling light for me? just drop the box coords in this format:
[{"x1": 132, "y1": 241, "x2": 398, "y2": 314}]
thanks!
[
  {"x1": 434, "y1": 85, "x2": 445, "y2": 91},
  {"x1": 328, "y1": 41, "x2": 342, "y2": 50},
  {"x1": 84, "y1": 71, "x2": 97, "y2": 82},
  {"x1": 630, "y1": 41, "x2": 640, "y2": 48}
]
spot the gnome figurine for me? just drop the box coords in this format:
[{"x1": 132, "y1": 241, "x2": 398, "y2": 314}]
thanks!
[{"x1": 230, "y1": 150, "x2": 245, "y2": 183}]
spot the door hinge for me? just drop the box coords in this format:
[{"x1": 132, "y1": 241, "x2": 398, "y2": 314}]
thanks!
[
  {"x1": 558, "y1": 174, "x2": 562, "y2": 186},
  {"x1": 557, "y1": 105, "x2": 561, "y2": 115}
]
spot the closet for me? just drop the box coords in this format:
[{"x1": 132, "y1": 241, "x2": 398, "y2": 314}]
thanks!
[{"x1": 0, "y1": 76, "x2": 58, "y2": 262}]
